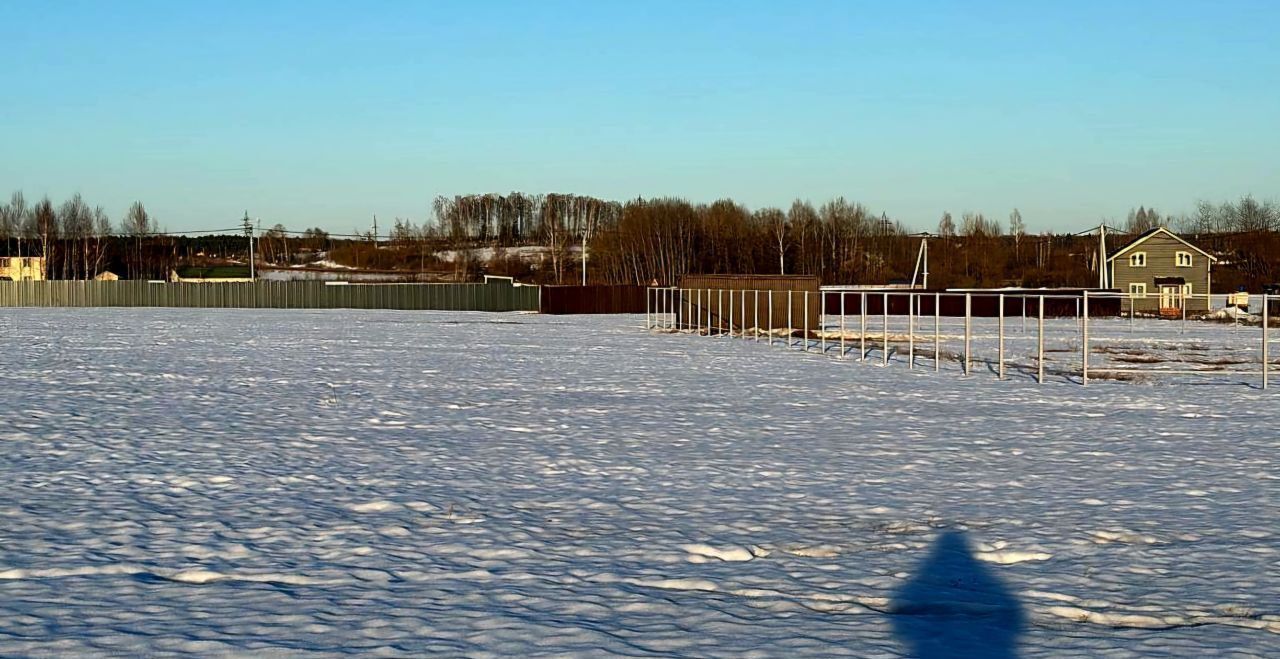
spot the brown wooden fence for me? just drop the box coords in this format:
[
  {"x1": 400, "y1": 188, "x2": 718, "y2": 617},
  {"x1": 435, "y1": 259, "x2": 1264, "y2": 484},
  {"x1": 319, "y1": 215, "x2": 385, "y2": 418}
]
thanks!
[{"x1": 540, "y1": 285, "x2": 649, "y2": 314}]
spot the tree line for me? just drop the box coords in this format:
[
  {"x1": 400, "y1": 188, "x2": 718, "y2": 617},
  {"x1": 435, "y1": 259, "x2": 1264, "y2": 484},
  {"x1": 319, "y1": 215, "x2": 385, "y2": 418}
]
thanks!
[{"x1": 3, "y1": 189, "x2": 1277, "y2": 291}]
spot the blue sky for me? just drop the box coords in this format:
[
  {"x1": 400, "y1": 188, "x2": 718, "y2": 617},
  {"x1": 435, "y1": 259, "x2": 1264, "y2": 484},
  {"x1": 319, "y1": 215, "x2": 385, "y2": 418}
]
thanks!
[{"x1": 2, "y1": 0, "x2": 1276, "y2": 234}]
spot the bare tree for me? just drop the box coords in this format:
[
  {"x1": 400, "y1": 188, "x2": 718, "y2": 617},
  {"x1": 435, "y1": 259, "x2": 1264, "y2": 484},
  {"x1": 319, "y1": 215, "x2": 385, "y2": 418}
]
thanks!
[
  {"x1": 757, "y1": 207, "x2": 788, "y2": 274},
  {"x1": 121, "y1": 201, "x2": 152, "y2": 279},
  {"x1": 91, "y1": 206, "x2": 112, "y2": 277},
  {"x1": 1008, "y1": 208, "x2": 1025, "y2": 263}
]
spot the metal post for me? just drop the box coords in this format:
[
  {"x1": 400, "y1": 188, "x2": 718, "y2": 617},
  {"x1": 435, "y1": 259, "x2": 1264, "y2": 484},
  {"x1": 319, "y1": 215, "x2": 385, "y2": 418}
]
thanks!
[
  {"x1": 1022, "y1": 296, "x2": 1027, "y2": 333},
  {"x1": 908, "y1": 293, "x2": 915, "y2": 369},
  {"x1": 998, "y1": 294, "x2": 1005, "y2": 380},
  {"x1": 1082, "y1": 292, "x2": 1090, "y2": 386},
  {"x1": 788, "y1": 290, "x2": 794, "y2": 349},
  {"x1": 741, "y1": 289, "x2": 747, "y2": 340},
  {"x1": 963, "y1": 294, "x2": 972, "y2": 376},
  {"x1": 754, "y1": 290, "x2": 760, "y2": 342},
  {"x1": 1130, "y1": 293, "x2": 1135, "y2": 333},
  {"x1": 707, "y1": 289, "x2": 712, "y2": 335},
  {"x1": 820, "y1": 292, "x2": 827, "y2": 355},
  {"x1": 718, "y1": 288, "x2": 724, "y2": 335},
  {"x1": 860, "y1": 292, "x2": 867, "y2": 361},
  {"x1": 1075, "y1": 298, "x2": 1080, "y2": 335},
  {"x1": 1038, "y1": 296, "x2": 1046, "y2": 384},
  {"x1": 1264, "y1": 292, "x2": 1270, "y2": 390},
  {"x1": 840, "y1": 293, "x2": 846, "y2": 358},
  {"x1": 882, "y1": 292, "x2": 889, "y2": 366},
  {"x1": 768, "y1": 290, "x2": 774, "y2": 346},
  {"x1": 934, "y1": 292, "x2": 941, "y2": 372},
  {"x1": 646, "y1": 287, "x2": 653, "y2": 330},
  {"x1": 728, "y1": 288, "x2": 734, "y2": 337},
  {"x1": 804, "y1": 292, "x2": 811, "y2": 352}
]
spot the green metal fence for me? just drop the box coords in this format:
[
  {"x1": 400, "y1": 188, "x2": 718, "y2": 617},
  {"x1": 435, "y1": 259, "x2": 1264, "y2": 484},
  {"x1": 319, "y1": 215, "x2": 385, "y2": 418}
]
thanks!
[{"x1": 0, "y1": 280, "x2": 541, "y2": 312}]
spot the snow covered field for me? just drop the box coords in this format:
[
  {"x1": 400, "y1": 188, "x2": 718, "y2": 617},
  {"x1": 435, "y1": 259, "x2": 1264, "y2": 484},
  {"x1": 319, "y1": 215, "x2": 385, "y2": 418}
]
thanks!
[{"x1": 0, "y1": 309, "x2": 1276, "y2": 657}]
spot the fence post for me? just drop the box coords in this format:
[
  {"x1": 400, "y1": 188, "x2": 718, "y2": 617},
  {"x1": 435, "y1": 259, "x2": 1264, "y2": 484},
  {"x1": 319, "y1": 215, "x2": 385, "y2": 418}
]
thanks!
[
  {"x1": 718, "y1": 288, "x2": 724, "y2": 335},
  {"x1": 1264, "y1": 293, "x2": 1270, "y2": 390},
  {"x1": 1038, "y1": 295, "x2": 1046, "y2": 384},
  {"x1": 697, "y1": 289, "x2": 703, "y2": 334},
  {"x1": 860, "y1": 292, "x2": 867, "y2": 361},
  {"x1": 768, "y1": 290, "x2": 774, "y2": 346},
  {"x1": 998, "y1": 294, "x2": 1006, "y2": 380},
  {"x1": 882, "y1": 292, "x2": 889, "y2": 366},
  {"x1": 754, "y1": 290, "x2": 760, "y2": 342},
  {"x1": 1022, "y1": 296, "x2": 1027, "y2": 333},
  {"x1": 820, "y1": 292, "x2": 827, "y2": 355},
  {"x1": 741, "y1": 289, "x2": 747, "y2": 340},
  {"x1": 804, "y1": 292, "x2": 811, "y2": 352},
  {"x1": 685, "y1": 289, "x2": 692, "y2": 331},
  {"x1": 1082, "y1": 291, "x2": 1090, "y2": 386},
  {"x1": 908, "y1": 293, "x2": 915, "y2": 369},
  {"x1": 934, "y1": 292, "x2": 941, "y2": 372},
  {"x1": 728, "y1": 288, "x2": 735, "y2": 337},
  {"x1": 840, "y1": 292, "x2": 846, "y2": 358},
  {"x1": 646, "y1": 287, "x2": 653, "y2": 330},
  {"x1": 963, "y1": 294, "x2": 972, "y2": 376},
  {"x1": 787, "y1": 290, "x2": 794, "y2": 349},
  {"x1": 707, "y1": 289, "x2": 713, "y2": 335}
]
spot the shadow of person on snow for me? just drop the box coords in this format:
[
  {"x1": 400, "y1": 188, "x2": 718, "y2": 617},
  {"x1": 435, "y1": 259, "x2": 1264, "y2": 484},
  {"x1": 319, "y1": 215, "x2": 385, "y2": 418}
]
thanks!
[{"x1": 890, "y1": 529, "x2": 1024, "y2": 659}]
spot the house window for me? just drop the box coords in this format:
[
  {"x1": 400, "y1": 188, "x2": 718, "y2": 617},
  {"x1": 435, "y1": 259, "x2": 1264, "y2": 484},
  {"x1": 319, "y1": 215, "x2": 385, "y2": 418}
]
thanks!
[
  {"x1": 1176, "y1": 251, "x2": 1193, "y2": 267},
  {"x1": 1183, "y1": 283, "x2": 1193, "y2": 299},
  {"x1": 1129, "y1": 252, "x2": 1147, "y2": 267},
  {"x1": 1129, "y1": 283, "x2": 1147, "y2": 298}
]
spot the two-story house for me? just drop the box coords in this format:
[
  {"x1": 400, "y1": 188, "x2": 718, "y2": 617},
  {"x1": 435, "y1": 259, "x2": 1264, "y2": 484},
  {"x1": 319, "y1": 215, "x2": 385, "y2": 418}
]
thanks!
[
  {"x1": 0, "y1": 256, "x2": 44, "y2": 281},
  {"x1": 1108, "y1": 227, "x2": 1215, "y2": 314}
]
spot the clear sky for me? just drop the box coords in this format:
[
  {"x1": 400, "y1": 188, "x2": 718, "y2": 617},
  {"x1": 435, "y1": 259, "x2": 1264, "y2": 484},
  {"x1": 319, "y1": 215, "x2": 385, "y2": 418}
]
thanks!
[{"x1": 2, "y1": 0, "x2": 1276, "y2": 234}]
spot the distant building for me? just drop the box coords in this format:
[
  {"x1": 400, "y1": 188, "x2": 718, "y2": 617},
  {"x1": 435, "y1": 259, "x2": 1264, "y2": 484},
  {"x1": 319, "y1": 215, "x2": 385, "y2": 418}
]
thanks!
[
  {"x1": 170, "y1": 266, "x2": 253, "y2": 283},
  {"x1": 1108, "y1": 227, "x2": 1215, "y2": 314},
  {"x1": 0, "y1": 256, "x2": 43, "y2": 281}
]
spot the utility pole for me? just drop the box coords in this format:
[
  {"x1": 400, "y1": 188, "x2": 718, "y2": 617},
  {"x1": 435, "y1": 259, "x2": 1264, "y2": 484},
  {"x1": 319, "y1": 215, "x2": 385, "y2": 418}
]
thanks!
[
  {"x1": 372, "y1": 215, "x2": 378, "y2": 246},
  {"x1": 242, "y1": 212, "x2": 255, "y2": 281},
  {"x1": 1098, "y1": 224, "x2": 1108, "y2": 289}
]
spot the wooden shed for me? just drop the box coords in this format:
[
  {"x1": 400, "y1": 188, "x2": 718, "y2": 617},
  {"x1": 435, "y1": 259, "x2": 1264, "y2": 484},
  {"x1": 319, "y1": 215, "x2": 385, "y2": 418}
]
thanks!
[{"x1": 676, "y1": 274, "x2": 821, "y2": 335}]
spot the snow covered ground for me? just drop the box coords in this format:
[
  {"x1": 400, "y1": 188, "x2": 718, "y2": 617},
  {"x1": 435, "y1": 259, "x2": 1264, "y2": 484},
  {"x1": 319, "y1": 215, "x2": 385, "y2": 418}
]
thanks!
[{"x1": 0, "y1": 309, "x2": 1276, "y2": 656}]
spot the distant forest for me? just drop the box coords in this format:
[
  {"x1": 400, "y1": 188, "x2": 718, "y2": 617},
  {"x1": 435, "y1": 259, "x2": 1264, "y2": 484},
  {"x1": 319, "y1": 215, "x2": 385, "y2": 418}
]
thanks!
[{"x1": 2, "y1": 190, "x2": 1278, "y2": 291}]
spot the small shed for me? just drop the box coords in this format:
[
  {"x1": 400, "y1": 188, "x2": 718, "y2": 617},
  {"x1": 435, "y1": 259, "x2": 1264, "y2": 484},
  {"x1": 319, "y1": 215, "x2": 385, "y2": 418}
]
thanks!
[{"x1": 677, "y1": 274, "x2": 820, "y2": 335}]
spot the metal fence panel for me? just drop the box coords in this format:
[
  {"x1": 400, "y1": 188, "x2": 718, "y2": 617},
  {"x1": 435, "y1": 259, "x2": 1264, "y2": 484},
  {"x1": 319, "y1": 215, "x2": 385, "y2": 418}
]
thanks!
[{"x1": 0, "y1": 280, "x2": 540, "y2": 312}]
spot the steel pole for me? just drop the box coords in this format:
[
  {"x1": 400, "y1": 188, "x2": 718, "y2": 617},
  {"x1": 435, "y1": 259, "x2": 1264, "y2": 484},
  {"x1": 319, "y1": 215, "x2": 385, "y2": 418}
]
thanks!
[
  {"x1": 768, "y1": 290, "x2": 774, "y2": 346},
  {"x1": 908, "y1": 293, "x2": 915, "y2": 369},
  {"x1": 804, "y1": 292, "x2": 811, "y2": 352},
  {"x1": 1264, "y1": 293, "x2": 1270, "y2": 390},
  {"x1": 840, "y1": 292, "x2": 846, "y2": 358},
  {"x1": 788, "y1": 290, "x2": 794, "y2": 349},
  {"x1": 963, "y1": 294, "x2": 972, "y2": 376},
  {"x1": 754, "y1": 290, "x2": 760, "y2": 342},
  {"x1": 860, "y1": 292, "x2": 867, "y2": 361},
  {"x1": 1038, "y1": 296, "x2": 1046, "y2": 384},
  {"x1": 882, "y1": 292, "x2": 889, "y2": 366},
  {"x1": 1082, "y1": 292, "x2": 1090, "y2": 386},
  {"x1": 998, "y1": 294, "x2": 1005, "y2": 380}
]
